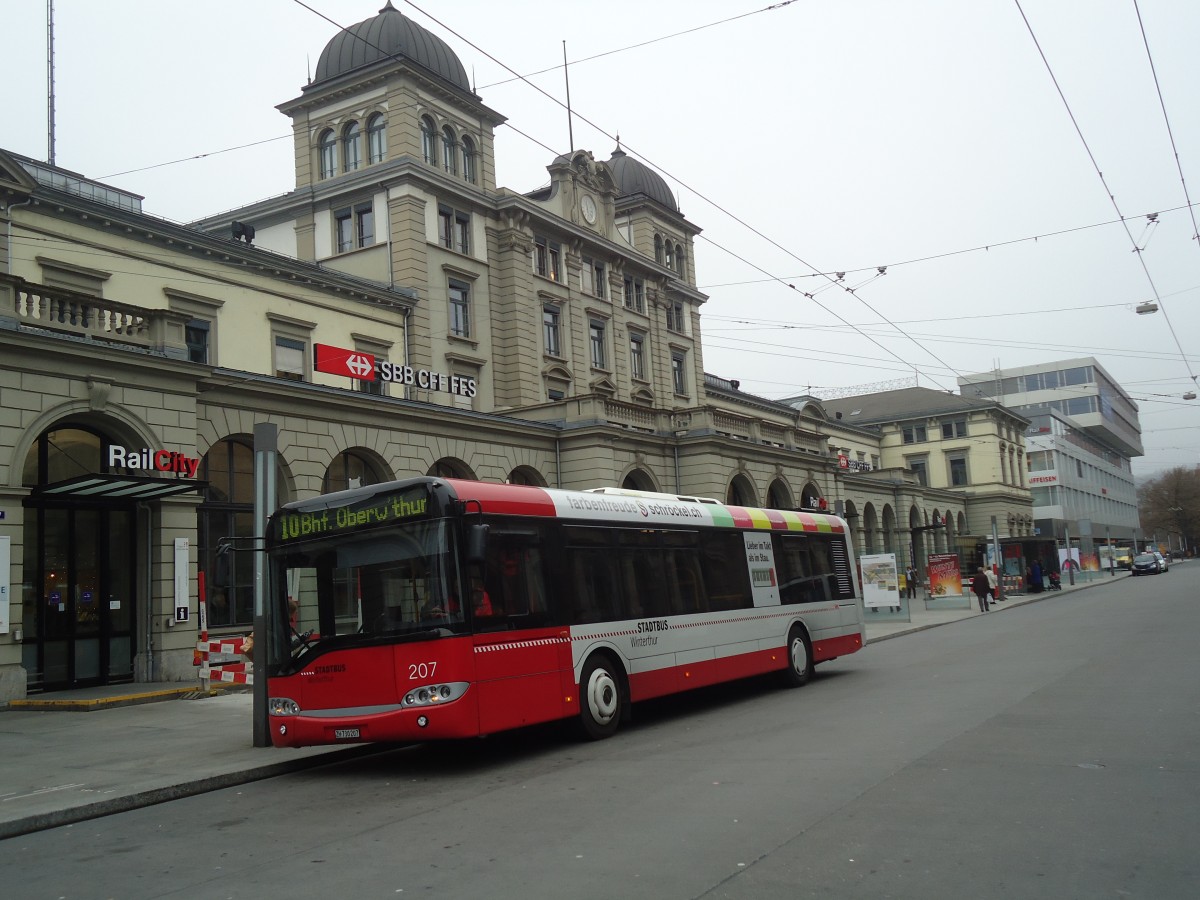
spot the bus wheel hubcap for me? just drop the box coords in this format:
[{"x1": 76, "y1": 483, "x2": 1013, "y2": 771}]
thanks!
[
  {"x1": 586, "y1": 668, "x2": 619, "y2": 724},
  {"x1": 792, "y1": 638, "x2": 807, "y2": 674}
]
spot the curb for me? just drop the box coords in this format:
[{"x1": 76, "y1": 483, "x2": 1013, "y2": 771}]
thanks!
[
  {"x1": 0, "y1": 744, "x2": 381, "y2": 841},
  {"x1": 864, "y1": 575, "x2": 1122, "y2": 645}
]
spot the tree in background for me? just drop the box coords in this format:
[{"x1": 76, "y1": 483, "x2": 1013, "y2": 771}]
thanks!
[{"x1": 1137, "y1": 466, "x2": 1200, "y2": 556}]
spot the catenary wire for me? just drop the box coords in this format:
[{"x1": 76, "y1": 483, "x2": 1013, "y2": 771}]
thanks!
[
  {"x1": 394, "y1": 0, "x2": 965, "y2": 392},
  {"x1": 1014, "y1": 0, "x2": 1197, "y2": 387},
  {"x1": 1132, "y1": 0, "x2": 1200, "y2": 268}
]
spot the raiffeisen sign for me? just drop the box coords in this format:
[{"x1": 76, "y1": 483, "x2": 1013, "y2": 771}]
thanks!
[{"x1": 313, "y1": 343, "x2": 476, "y2": 398}]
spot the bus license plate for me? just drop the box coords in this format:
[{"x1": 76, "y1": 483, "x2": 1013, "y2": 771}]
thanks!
[{"x1": 334, "y1": 728, "x2": 361, "y2": 740}]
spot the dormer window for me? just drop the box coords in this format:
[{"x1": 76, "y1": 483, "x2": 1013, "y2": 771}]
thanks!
[
  {"x1": 318, "y1": 129, "x2": 337, "y2": 180},
  {"x1": 421, "y1": 116, "x2": 438, "y2": 166}
]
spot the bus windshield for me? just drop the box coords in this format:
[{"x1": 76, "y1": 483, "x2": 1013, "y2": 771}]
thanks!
[{"x1": 274, "y1": 518, "x2": 464, "y2": 658}]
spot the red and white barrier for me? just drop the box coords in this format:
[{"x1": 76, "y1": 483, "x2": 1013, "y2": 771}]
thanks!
[{"x1": 195, "y1": 574, "x2": 254, "y2": 685}]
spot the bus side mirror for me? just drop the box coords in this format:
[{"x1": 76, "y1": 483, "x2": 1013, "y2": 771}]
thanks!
[
  {"x1": 214, "y1": 543, "x2": 234, "y2": 588},
  {"x1": 467, "y1": 523, "x2": 489, "y2": 565}
]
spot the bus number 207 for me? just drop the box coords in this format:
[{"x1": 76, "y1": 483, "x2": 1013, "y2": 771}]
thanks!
[{"x1": 409, "y1": 662, "x2": 437, "y2": 680}]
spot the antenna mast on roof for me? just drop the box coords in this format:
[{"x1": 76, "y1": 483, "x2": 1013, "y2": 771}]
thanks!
[
  {"x1": 47, "y1": 0, "x2": 56, "y2": 165},
  {"x1": 563, "y1": 41, "x2": 574, "y2": 152}
]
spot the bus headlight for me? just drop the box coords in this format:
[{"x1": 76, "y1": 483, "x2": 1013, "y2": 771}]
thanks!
[
  {"x1": 402, "y1": 682, "x2": 468, "y2": 708},
  {"x1": 269, "y1": 697, "x2": 301, "y2": 716}
]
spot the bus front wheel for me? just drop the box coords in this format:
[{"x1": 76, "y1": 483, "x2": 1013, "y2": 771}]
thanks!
[
  {"x1": 579, "y1": 654, "x2": 624, "y2": 740},
  {"x1": 782, "y1": 625, "x2": 813, "y2": 688}
]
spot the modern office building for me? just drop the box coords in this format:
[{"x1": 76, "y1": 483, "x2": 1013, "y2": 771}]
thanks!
[{"x1": 958, "y1": 358, "x2": 1142, "y2": 548}]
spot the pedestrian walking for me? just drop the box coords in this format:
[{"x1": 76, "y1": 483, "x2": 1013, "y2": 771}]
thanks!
[
  {"x1": 985, "y1": 566, "x2": 999, "y2": 602},
  {"x1": 905, "y1": 565, "x2": 918, "y2": 599},
  {"x1": 971, "y1": 567, "x2": 991, "y2": 612}
]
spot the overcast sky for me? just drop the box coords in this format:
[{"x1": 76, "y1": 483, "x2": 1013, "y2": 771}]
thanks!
[{"x1": 3, "y1": 0, "x2": 1198, "y2": 477}]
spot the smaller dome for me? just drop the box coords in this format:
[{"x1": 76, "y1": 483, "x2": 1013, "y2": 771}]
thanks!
[
  {"x1": 312, "y1": 2, "x2": 470, "y2": 92},
  {"x1": 605, "y1": 148, "x2": 678, "y2": 213}
]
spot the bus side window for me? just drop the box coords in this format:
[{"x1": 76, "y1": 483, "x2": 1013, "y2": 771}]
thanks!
[
  {"x1": 668, "y1": 549, "x2": 706, "y2": 615},
  {"x1": 480, "y1": 530, "x2": 550, "y2": 626},
  {"x1": 621, "y1": 549, "x2": 668, "y2": 619},
  {"x1": 568, "y1": 549, "x2": 620, "y2": 624},
  {"x1": 775, "y1": 535, "x2": 831, "y2": 605},
  {"x1": 699, "y1": 531, "x2": 753, "y2": 611}
]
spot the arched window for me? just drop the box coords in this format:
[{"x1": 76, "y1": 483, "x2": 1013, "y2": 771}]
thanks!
[
  {"x1": 621, "y1": 468, "x2": 657, "y2": 491},
  {"x1": 726, "y1": 474, "x2": 756, "y2": 507},
  {"x1": 196, "y1": 438, "x2": 292, "y2": 631},
  {"x1": 674, "y1": 243, "x2": 684, "y2": 274},
  {"x1": 664, "y1": 241, "x2": 674, "y2": 270},
  {"x1": 461, "y1": 134, "x2": 477, "y2": 183},
  {"x1": 318, "y1": 129, "x2": 337, "y2": 180},
  {"x1": 342, "y1": 121, "x2": 362, "y2": 172},
  {"x1": 654, "y1": 234, "x2": 664, "y2": 264},
  {"x1": 507, "y1": 466, "x2": 547, "y2": 487},
  {"x1": 441, "y1": 126, "x2": 458, "y2": 175},
  {"x1": 421, "y1": 116, "x2": 438, "y2": 166},
  {"x1": 367, "y1": 113, "x2": 386, "y2": 164},
  {"x1": 428, "y1": 458, "x2": 475, "y2": 480},
  {"x1": 323, "y1": 449, "x2": 383, "y2": 493}
]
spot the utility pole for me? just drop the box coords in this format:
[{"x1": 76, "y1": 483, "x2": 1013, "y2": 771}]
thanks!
[{"x1": 252, "y1": 423, "x2": 277, "y2": 748}]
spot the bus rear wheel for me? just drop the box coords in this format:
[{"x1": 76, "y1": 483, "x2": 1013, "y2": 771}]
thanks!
[
  {"x1": 782, "y1": 625, "x2": 813, "y2": 688},
  {"x1": 579, "y1": 654, "x2": 624, "y2": 740}
]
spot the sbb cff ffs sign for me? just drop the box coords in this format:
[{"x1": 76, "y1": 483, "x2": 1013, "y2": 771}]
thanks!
[{"x1": 313, "y1": 343, "x2": 477, "y2": 397}]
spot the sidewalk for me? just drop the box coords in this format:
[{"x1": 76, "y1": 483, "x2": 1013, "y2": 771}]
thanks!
[{"x1": 0, "y1": 573, "x2": 1127, "y2": 839}]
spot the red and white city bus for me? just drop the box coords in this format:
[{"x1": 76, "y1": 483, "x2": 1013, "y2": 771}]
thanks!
[{"x1": 263, "y1": 477, "x2": 864, "y2": 747}]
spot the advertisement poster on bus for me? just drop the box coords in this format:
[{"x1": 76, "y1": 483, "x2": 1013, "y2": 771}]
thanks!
[
  {"x1": 742, "y1": 532, "x2": 780, "y2": 606},
  {"x1": 927, "y1": 553, "x2": 963, "y2": 597},
  {"x1": 859, "y1": 553, "x2": 900, "y2": 609}
]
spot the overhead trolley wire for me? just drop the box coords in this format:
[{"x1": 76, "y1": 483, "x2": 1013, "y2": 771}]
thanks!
[{"x1": 1014, "y1": 0, "x2": 1197, "y2": 388}]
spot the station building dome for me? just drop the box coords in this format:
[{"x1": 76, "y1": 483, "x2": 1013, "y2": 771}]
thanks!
[
  {"x1": 605, "y1": 147, "x2": 678, "y2": 213},
  {"x1": 312, "y1": 1, "x2": 470, "y2": 92}
]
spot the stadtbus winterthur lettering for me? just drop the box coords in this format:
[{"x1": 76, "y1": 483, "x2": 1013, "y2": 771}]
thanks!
[{"x1": 278, "y1": 494, "x2": 427, "y2": 541}]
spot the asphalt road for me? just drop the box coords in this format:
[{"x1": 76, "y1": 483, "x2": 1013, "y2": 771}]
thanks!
[{"x1": 2, "y1": 571, "x2": 1197, "y2": 900}]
